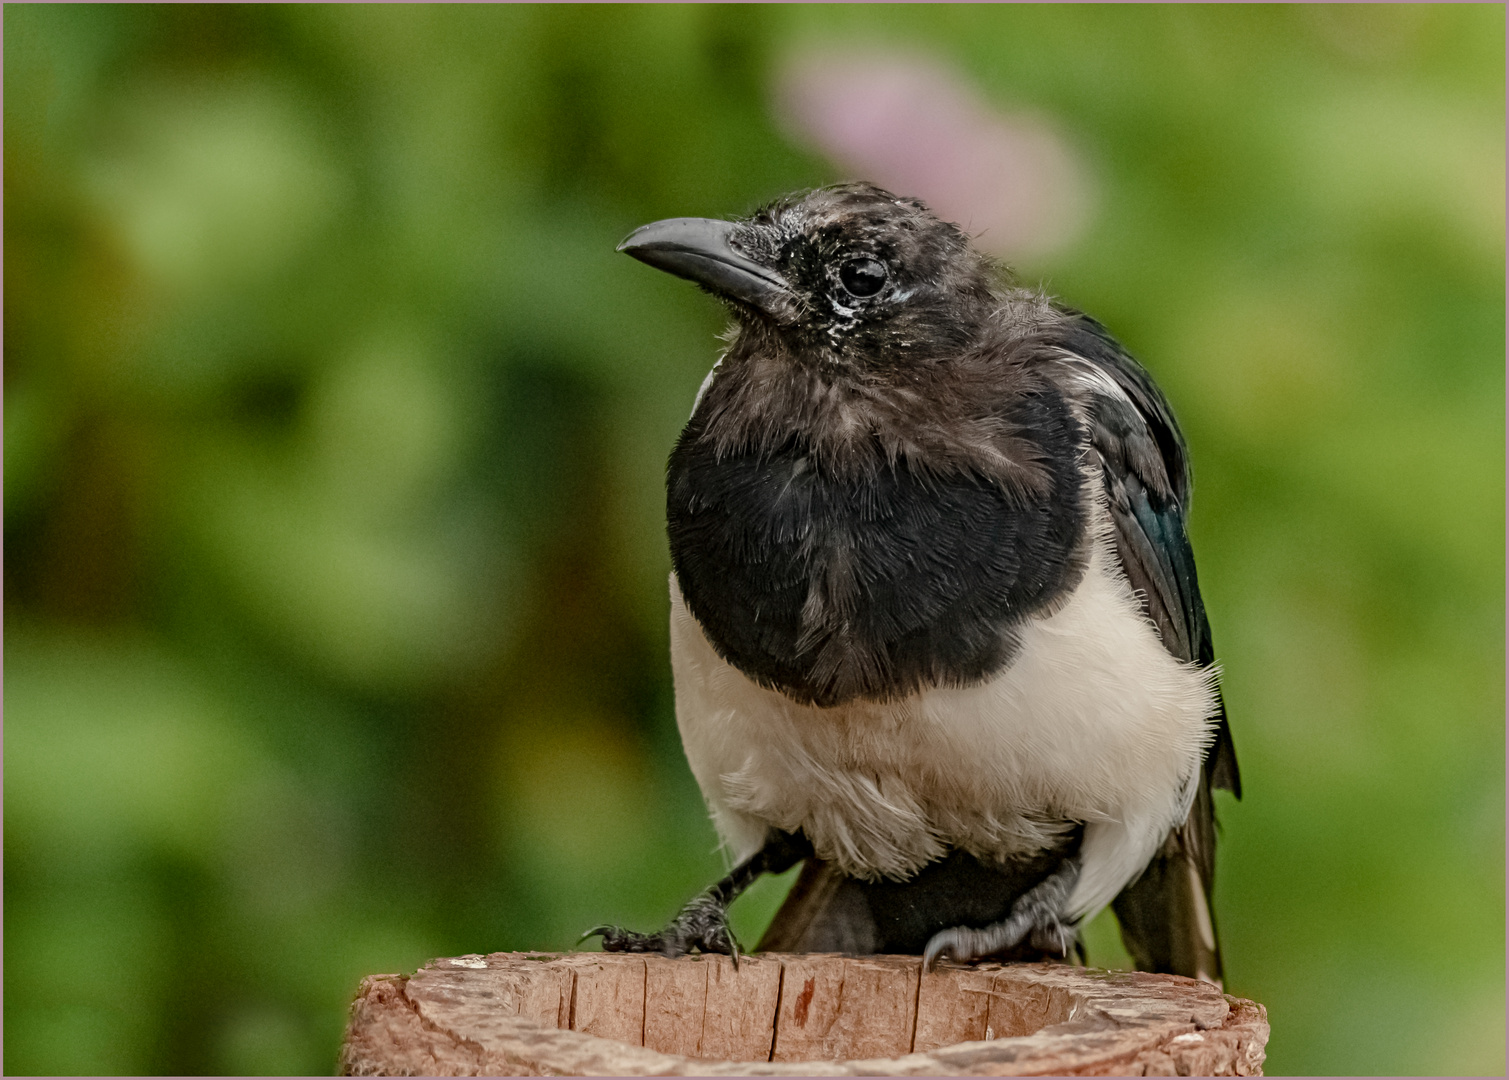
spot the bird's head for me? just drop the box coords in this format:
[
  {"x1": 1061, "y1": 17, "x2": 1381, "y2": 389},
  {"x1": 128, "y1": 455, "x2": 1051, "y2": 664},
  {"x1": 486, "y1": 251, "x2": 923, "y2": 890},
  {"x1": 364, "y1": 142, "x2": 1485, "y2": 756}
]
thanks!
[{"x1": 619, "y1": 183, "x2": 1000, "y2": 374}]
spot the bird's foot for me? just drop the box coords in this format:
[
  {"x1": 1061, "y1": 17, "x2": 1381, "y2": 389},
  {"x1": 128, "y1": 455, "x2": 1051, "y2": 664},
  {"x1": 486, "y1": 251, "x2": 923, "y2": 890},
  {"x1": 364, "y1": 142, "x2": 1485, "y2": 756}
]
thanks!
[
  {"x1": 582, "y1": 893, "x2": 740, "y2": 963},
  {"x1": 923, "y1": 860, "x2": 1080, "y2": 971}
]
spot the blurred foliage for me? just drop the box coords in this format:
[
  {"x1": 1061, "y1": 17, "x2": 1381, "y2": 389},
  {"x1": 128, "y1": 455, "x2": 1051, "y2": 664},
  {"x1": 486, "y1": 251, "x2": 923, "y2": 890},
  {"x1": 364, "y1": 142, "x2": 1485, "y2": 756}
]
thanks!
[{"x1": 4, "y1": 5, "x2": 1503, "y2": 1075}]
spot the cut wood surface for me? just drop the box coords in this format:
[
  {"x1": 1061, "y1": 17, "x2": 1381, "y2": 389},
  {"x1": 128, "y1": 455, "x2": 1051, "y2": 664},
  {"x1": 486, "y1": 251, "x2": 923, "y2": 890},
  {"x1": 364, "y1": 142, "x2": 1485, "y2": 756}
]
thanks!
[{"x1": 340, "y1": 952, "x2": 1268, "y2": 1076}]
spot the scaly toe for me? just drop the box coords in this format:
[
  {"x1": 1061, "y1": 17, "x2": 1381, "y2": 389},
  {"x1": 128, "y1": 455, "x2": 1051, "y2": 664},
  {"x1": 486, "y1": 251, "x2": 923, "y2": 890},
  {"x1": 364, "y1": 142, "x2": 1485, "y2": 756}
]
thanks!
[
  {"x1": 583, "y1": 895, "x2": 741, "y2": 960},
  {"x1": 923, "y1": 921, "x2": 1025, "y2": 970},
  {"x1": 584, "y1": 925, "x2": 669, "y2": 954}
]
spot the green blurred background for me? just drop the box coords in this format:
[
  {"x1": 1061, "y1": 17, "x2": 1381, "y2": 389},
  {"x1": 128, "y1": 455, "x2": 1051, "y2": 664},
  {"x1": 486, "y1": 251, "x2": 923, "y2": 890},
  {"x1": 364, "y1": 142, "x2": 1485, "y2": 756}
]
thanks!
[{"x1": 5, "y1": 4, "x2": 1503, "y2": 1075}]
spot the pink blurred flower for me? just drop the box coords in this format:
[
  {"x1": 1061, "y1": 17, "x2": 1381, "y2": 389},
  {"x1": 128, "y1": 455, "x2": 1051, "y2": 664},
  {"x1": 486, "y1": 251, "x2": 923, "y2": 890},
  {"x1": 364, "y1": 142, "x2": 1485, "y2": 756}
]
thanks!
[{"x1": 773, "y1": 50, "x2": 1095, "y2": 262}]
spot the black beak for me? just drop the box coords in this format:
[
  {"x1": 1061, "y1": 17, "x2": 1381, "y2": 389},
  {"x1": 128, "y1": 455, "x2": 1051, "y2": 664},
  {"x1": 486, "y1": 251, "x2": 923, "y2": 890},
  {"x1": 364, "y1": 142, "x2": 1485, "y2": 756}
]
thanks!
[{"x1": 618, "y1": 218, "x2": 792, "y2": 316}]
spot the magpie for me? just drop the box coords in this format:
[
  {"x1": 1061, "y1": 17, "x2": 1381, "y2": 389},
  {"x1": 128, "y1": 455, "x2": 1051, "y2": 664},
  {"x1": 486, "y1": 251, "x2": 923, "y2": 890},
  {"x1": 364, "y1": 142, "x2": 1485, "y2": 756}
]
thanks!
[{"x1": 586, "y1": 183, "x2": 1239, "y2": 983}]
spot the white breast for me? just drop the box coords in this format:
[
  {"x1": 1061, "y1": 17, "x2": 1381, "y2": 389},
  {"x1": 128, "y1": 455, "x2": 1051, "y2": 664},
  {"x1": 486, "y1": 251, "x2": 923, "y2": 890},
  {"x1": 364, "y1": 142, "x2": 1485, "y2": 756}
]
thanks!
[{"x1": 668, "y1": 508, "x2": 1221, "y2": 925}]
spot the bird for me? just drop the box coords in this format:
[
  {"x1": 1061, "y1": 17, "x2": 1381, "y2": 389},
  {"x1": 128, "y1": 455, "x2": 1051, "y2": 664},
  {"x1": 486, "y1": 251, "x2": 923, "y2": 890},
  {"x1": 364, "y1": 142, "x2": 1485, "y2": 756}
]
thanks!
[{"x1": 585, "y1": 182, "x2": 1240, "y2": 983}]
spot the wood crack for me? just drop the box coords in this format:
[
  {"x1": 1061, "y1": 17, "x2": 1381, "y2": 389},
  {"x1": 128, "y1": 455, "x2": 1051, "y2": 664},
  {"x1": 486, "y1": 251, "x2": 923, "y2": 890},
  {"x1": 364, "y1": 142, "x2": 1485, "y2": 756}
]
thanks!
[
  {"x1": 767, "y1": 958, "x2": 786, "y2": 1062},
  {"x1": 906, "y1": 960, "x2": 922, "y2": 1054}
]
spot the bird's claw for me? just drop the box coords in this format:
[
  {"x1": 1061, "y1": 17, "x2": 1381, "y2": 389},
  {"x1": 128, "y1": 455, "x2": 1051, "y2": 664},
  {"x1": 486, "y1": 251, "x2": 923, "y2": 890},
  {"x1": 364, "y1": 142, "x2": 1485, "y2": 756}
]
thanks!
[
  {"x1": 922, "y1": 862, "x2": 1079, "y2": 972},
  {"x1": 921, "y1": 912, "x2": 1075, "y2": 971},
  {"x1": 583, "y1": 894, "x2": 742, "y2": 965}
]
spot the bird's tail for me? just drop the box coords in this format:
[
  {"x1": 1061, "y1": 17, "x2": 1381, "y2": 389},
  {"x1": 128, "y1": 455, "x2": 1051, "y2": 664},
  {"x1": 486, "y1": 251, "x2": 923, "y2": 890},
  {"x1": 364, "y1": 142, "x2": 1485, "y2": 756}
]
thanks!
[{"x1": 756, "y1": 858, "x2": 878, "y2": 954}]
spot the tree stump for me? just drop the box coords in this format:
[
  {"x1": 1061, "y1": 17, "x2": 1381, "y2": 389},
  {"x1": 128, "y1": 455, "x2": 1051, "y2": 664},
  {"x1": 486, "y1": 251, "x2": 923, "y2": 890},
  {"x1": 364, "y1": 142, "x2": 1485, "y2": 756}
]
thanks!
[{"x1": 340, "y1": 952, "x2": 1268, "y2": 1076}]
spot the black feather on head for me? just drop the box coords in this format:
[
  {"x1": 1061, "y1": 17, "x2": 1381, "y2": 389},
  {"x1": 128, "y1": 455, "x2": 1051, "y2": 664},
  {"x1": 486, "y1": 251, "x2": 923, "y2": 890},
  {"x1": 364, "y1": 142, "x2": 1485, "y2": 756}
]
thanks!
[{"x1": 726, "y1": 183, "x2": 1000, "y2": 370}]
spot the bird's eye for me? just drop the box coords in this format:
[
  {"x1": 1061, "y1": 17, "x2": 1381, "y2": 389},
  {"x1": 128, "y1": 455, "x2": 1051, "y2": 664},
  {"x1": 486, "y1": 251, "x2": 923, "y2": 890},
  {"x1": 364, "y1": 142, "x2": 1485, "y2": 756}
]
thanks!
[{"x1": 838, "y1": 257, "x2": 888, "y2": 298}]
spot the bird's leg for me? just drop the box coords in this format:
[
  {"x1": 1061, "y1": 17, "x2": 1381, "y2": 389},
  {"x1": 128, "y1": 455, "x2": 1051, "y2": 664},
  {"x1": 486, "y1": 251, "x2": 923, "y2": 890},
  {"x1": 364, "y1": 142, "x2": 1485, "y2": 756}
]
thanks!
[
  {"x1": 922, "y1": 859, "x2": 1080, "y2": 971},
  {"x1": 583, "y1": 830, "x2": 811, "y2": 963}
]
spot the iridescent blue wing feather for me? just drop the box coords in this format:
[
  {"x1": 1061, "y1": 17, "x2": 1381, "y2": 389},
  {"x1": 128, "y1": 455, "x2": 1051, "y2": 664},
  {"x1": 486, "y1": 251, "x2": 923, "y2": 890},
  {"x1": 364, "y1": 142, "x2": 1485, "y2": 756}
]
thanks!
[{"x1": 1053, "y1": 310, "x2": 1239, "y2": 982}]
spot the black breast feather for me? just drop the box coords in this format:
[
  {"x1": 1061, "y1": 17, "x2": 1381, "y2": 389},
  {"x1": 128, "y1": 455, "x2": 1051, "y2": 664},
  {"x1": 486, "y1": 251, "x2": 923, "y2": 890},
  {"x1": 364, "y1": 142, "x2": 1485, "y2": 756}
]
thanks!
[{"x1": 667, "y1": 387, "x2": 1085, "y2": 708}]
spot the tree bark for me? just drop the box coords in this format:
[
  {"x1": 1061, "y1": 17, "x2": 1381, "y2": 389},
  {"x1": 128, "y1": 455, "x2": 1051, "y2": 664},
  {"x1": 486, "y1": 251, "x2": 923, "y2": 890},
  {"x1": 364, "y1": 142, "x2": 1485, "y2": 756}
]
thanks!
[{"x1": 340, "y1": 952, "x2": 1268, "y2": 1076}]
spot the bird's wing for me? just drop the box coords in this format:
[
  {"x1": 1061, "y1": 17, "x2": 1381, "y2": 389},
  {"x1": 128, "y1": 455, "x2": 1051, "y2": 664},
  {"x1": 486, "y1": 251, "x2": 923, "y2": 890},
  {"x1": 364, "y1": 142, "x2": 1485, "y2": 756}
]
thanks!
[{"x1": 1051, "y1": 310, "x2": 1239, "y2": 984}]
